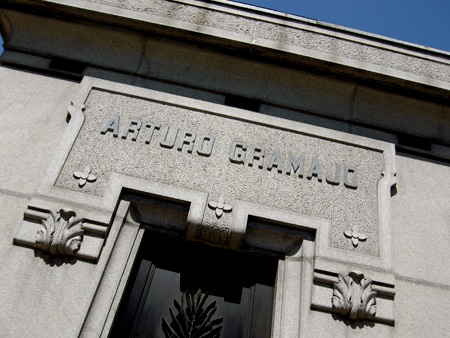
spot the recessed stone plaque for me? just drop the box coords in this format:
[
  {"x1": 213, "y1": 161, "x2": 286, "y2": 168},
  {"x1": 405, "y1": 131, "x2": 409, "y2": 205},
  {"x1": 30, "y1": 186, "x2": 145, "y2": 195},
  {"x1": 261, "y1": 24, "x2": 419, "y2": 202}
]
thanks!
[{"x1": 52, "y1": 78, "x2": 396, "y2": 257}]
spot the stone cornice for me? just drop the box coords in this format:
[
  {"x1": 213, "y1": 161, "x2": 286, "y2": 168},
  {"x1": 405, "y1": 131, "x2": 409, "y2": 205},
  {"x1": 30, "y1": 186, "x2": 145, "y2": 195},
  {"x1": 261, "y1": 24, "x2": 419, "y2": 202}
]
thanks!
[{"x1": 2, "y1": 0, "x2": 450, "y2": 99}]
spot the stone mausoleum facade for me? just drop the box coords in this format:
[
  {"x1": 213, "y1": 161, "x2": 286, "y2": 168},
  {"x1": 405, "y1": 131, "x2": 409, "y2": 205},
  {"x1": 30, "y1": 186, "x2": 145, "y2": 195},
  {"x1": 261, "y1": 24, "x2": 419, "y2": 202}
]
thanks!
[{"x1": 0, "y1": 0, "x2": 449, "y2": 337}]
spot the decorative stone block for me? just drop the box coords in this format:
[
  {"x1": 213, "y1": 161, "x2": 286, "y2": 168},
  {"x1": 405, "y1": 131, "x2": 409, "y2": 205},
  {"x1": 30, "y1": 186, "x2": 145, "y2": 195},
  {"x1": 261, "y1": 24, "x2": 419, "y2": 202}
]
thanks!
[
  {"x1": 332, "y1": 271, "x2": 377, "y2": 321},
  {"x1": 311, "y1": 269, "x2": 395, "y2": 325},
  {"x1": 35, "y1": 208, "x2": 84, "y2": 256},
  {"x1": 14, "y1": 205, "x2": 109, "y2": 262},
  {"x1": 51, "y1": 78, "x2": 396, "y2": 260}
]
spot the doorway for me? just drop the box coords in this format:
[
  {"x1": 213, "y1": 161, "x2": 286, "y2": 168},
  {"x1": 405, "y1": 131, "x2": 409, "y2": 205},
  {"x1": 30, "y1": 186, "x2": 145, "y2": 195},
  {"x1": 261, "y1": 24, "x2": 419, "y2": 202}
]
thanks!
[{"x1": 109, "y1": 230, "x2": 278, "y2": 338}]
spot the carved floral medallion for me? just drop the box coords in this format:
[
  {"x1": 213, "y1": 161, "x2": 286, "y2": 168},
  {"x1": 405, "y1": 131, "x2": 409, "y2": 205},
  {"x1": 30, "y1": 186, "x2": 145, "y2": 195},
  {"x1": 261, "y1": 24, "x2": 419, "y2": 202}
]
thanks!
[
  {"x1": 208, "y1": 196, "x2": 232, "y2": 218},
  {"x1": 73, "y1": 166, "x2": 97, "y2": 187},
  {"x1": 344, "y1": 225, "x2": 367, "y2": 247}
]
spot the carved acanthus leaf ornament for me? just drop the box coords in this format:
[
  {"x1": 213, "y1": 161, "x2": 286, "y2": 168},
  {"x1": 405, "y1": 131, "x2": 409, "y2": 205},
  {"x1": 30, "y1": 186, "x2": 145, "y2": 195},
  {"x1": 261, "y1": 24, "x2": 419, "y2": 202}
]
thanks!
[
  {"x1": 35, "y1": 209, "x2": 84, "y2": 256},
  {"x1": 332, "y1": 271, "x2": 377, "y2": 321}
]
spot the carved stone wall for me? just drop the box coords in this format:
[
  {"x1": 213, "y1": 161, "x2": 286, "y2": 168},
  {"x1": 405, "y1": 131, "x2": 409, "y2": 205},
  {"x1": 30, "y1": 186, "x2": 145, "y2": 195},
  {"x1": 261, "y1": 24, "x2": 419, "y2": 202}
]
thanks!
[{"x1": 53, "y1": 85, "x2": 394, "y2": 257}]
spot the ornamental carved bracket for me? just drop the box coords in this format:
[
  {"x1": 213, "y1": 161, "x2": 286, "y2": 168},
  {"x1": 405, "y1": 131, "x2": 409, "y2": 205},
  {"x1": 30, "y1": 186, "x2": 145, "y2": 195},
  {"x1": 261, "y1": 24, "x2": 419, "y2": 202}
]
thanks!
[
  {"x1": 14, "y1": 205, "x2": 109, "y2": 262},
  {"x1": 311, "y1": 269, "x2": 394, "y2": 325},
  {"x1": 332, "y1": 271, "x2": 377, "y2": 321},
  {"x1": 35, "y1": 208, "x2": 84, "y2": 256}
]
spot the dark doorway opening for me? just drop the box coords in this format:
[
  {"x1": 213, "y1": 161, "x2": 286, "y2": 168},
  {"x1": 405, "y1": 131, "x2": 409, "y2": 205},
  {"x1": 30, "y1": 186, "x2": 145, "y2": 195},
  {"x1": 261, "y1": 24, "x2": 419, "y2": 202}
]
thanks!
[{"x1": 110, "y1": 231, "x2": 278, "y2": 338}]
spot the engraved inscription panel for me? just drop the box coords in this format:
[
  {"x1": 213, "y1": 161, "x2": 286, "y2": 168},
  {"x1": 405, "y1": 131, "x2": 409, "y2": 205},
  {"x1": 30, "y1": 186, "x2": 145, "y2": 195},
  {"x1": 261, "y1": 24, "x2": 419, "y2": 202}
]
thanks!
[{"x1": 56, "y1": 89, "x2": 384, "y2": 255}]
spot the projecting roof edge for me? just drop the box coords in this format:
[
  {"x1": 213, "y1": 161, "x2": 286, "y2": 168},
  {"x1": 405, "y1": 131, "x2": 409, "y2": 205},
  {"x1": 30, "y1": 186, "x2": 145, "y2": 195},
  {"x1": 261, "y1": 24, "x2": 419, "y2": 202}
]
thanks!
[
  {"x1": 202, "y1": 0, "x2": 450, "y2": 58},
  {"x1": 3, "y1": 0, "x2": 450, "y2": 94}
]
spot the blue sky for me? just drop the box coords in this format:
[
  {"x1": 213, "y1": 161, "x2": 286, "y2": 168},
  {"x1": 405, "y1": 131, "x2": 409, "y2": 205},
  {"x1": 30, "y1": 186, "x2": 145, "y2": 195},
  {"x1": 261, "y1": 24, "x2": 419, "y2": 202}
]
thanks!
[
  {"x1": 1, "y1": 1, "x2": 449, "y2": 53},
  {"x1": 239, "y1": 0, "x2": 450, "y2": 52}
]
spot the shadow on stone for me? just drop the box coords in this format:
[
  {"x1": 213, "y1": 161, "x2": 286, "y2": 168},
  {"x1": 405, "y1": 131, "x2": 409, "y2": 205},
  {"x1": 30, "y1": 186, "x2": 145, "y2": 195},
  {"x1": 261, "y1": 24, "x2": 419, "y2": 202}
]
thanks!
[
  {"x1": 34, "y1": 249, "x2": 77, "y2": 266},
  {"x1": 390, "y1": 184, "x2": 397, "y2": 197},
  {"x1": 331, "y1": 313, "x2": 376, "y2": 329}
]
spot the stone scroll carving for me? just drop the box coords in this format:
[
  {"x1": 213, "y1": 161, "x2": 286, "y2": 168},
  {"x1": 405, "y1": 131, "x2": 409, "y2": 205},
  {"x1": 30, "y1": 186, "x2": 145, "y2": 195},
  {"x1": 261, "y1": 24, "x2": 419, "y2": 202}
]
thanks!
[
  {"x1": 35, "y1": 208, "x2": 84, "y2": 256},
  {"x1": 332, "y1": 271, "x2": 377, "y2": 321}
]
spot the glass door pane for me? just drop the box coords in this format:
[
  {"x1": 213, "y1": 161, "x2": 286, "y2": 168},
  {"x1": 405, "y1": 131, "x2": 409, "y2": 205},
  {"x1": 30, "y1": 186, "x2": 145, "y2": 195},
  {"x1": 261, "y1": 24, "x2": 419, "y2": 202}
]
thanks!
[{"x1": 110, "y1": 231, "x2": 278, "y2": 338}]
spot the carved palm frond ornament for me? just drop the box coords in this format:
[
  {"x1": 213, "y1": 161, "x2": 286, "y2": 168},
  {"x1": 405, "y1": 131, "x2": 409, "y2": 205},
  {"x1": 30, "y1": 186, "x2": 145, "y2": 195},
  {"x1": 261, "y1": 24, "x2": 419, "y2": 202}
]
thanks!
[
  {"x1": 35, "y1": 209, "x2": 84, "y2": 256},
  {"x1": 162, "y1": 290, "x2": 223, "y2": 338},
  {"x1": 332, "y1": 271, "x2": 377, "y2": 321}
]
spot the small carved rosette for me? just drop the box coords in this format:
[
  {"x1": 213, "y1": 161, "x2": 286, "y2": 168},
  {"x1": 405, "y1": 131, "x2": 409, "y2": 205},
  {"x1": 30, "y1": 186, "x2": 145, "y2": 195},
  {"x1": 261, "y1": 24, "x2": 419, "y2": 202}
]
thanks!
[
  {"x1": 208, "y1": 196, "x2": 232, "y2": 218},
  {"x1": 35, "y1": 209, "x2": 84, "y2": 256},
  {"x1": 332, "y1": 271, "x2": 377, "y2": 321}
]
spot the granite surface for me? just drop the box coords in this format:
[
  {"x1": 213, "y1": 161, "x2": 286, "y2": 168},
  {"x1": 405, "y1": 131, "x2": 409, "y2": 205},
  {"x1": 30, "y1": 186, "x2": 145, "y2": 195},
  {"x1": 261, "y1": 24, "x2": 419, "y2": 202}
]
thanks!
[
  {"x1": 83, "y1": 0, "x2": 255, "y2": 35},
  {"x1": 80, "y1": 0, "x2": 450, "y2": 84},
  {"x1": 56, "y1": 89, "x2": 384, "y2": 255}
]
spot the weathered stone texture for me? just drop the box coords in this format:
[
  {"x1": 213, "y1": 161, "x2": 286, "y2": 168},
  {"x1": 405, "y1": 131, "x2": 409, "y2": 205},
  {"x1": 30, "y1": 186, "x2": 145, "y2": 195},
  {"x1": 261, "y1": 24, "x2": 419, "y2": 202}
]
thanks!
[
  {"x1": 83, "y1": 0, "x2": 255, "y2": 35},
  {"x1": 0, "y1": 67, "x2": 76, "y2": 195},
  {"x1": 255, "y1": 21, "x2": 450, "y2": 82},
  {"x1": 81, "y1": 0, "x2": 450, "y2": 84},
  {"x1": 392, "y1": 155, "x2": 450, "y2": 286}
]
